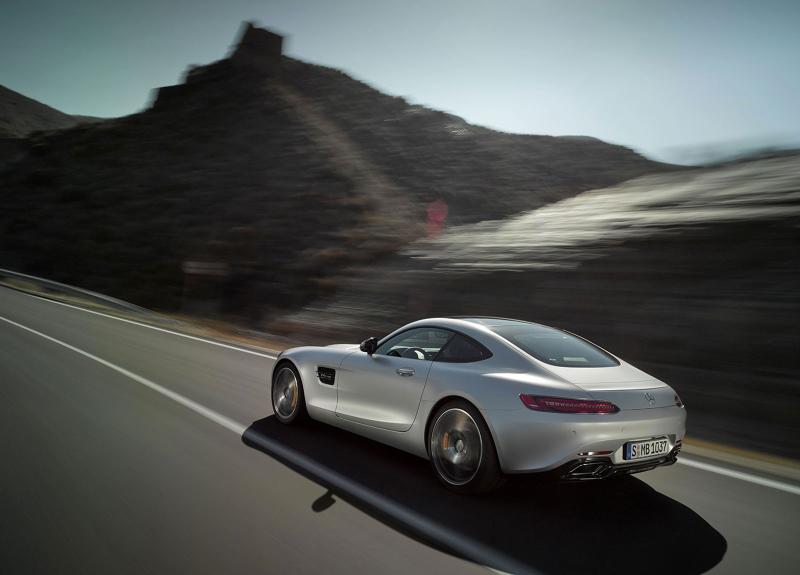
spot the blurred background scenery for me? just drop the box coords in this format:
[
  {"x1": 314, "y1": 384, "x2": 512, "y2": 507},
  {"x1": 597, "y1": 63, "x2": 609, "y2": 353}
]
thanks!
[{"x1": 1, "y1": 0, "x2": 798, "y2": 460}]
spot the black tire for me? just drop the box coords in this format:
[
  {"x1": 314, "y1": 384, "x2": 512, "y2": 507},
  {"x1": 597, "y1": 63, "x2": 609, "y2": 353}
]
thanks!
[
  {"x1": 271, "y1": 362, "x2": 308, "y2": 424},
  {"x1": 427, "y1": 399, "x2": 505, "y2": 494}
]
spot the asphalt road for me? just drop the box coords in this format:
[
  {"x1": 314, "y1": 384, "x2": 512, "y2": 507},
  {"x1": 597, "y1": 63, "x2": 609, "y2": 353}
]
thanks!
[{"x1": 1, "y1": 285, "x2": 798, "y2": 575}]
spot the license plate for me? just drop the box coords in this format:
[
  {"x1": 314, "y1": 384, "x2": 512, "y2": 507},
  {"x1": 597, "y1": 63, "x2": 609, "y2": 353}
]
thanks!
[{"x1": 624, "y1": 437, "x2": 670, "y2": 460}]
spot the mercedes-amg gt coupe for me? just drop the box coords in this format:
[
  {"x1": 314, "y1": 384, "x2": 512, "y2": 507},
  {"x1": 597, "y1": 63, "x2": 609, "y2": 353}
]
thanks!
[{"x1": 269, "y1": 317, "x2": 686, "y2": 493}]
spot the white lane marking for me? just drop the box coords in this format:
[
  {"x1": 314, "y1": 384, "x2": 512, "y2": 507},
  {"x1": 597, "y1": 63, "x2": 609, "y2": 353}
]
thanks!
[
  {"x1": 2, "y1": 287, "x2": 278, "y2": 359},
  {"x1": 0, "y1": 313, "x2": 514, "y2": 574},
  {"x1": 677, "y1": 456, "x2": 800, "y2": 496},
  {"x1": 0, "y1": 315, "x2": 247, "y2": 436},
  {"x1": 3, "y1": 310, "x2": 799, "y2": 501}
]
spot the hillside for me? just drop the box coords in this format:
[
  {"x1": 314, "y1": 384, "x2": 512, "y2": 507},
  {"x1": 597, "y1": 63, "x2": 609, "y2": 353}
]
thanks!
[
  {"x1": 280, "y1": 57, "x2": 674, "y2": 223},
  {"x1": 0, "y1": 85, "x2": 99, "y2": 138},
  {"x1": 0, "y1": 22, "x2": 675, "y2": 320}
]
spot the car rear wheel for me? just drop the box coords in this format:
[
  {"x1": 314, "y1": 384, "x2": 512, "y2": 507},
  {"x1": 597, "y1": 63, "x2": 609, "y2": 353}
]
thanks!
[
  {"x1": 428, "y1": 400, "x2": 504, "y2": 494},
  {"x1": 271, "y1": 363, "x2": 307, "y2": 424}
]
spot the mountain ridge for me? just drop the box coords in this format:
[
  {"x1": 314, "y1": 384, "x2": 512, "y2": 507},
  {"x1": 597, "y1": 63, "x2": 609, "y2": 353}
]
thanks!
[{"x1": 0, "y1": 22, "x2": 677, "y2": 320}]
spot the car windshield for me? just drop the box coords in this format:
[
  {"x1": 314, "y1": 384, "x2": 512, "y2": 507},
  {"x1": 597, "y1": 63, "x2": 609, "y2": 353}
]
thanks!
[{"x1": 471, "y1": 319, "x2": 619, "y2": 367}]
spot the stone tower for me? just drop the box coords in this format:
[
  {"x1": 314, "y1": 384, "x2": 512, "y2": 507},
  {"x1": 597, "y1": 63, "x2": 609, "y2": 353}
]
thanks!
[
  {"x1": 151, "y1": 22, "x2": 284, "y2": 108},
  {"x1": 230, "y1": 22, "x2": 283, "y2": 77}
]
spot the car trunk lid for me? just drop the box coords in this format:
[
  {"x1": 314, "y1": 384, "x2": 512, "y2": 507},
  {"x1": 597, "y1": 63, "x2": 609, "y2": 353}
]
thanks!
[{"x1": 541, "y1": 362, "x2": 675, "y2": 409}]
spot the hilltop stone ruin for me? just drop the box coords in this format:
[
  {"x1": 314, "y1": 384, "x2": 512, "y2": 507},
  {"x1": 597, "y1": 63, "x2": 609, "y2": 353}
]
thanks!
[{"x1": 153, "y1": 22, "x2": 283, "y2": 108}]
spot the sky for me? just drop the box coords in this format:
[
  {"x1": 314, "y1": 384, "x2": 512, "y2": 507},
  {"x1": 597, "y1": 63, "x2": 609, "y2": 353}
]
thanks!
[{"x1": 1, "y1": 0, "x2": 798, "y2": 163}]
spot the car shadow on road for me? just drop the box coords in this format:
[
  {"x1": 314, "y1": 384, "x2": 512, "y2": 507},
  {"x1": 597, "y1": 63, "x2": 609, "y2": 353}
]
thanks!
[{"x1": 242, "y1": 417, "x2": 726, "y2": 575}]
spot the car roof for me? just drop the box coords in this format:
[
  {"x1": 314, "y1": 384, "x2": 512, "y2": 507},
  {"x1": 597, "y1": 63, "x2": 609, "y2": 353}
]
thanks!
[
  {"x1": 393, "y1": 316, "x2": 558, "y2": 343},
  {"x1": 450, "y1": 316, "x2": 546, "y2": 328}
]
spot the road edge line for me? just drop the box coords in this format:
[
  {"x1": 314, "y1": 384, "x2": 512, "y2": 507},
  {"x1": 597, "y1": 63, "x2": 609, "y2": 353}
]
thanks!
[
  {"x1": 0, "y1": 314, "x2": 247, "y2": 435},
  {"x1": 2, "y1": 286, "x2": 278, "y2": 359},
  {"x1": 676, "y1": 456, "x2": 800, "y2": 496}
]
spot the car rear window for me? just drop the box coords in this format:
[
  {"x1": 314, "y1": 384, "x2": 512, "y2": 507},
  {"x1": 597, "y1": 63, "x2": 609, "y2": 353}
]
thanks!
[
  {"x1": 487, "y1": 323, "x2": 619, "y2": 367},
  {"x1": 435, "y1": 334, "x2": 492, "y2": 363}
]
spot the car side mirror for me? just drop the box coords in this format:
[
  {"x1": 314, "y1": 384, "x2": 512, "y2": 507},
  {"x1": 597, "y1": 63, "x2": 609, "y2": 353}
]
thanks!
[{"x1": 360, "y1": 337, "x2": 378, "y2": 355}]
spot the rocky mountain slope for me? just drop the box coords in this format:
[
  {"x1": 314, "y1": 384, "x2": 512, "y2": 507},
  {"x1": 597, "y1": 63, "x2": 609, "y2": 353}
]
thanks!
[
  {"x1": 0, "y1": 23, "x2": 674, "y2": 320},
  {"x1": 280, "y1": 57, "x2": 674, "y2": 223}
]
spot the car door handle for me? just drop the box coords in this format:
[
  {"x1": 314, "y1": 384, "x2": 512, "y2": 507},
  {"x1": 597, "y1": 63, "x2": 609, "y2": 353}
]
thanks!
[{"x1": 396, "y1": 368, "x2": 415, "y2": 377}]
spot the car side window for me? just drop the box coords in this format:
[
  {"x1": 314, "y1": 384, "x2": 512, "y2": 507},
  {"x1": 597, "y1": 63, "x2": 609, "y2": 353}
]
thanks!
[
  {"x1": 435, "y1": 334, "x2": 493, "y2": 363},
  {"x1": 375, "y1": 328, "x2": 454, "y2": 361}
]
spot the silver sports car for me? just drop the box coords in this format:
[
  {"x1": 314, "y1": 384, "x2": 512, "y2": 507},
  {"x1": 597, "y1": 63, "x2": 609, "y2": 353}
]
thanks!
[{"x1": 270, "y1": 317, "x2": 686, "y2": 493}]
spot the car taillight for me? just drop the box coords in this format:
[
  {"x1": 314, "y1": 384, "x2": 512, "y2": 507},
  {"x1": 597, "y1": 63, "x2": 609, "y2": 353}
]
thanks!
[
  {"x1": 519, "y1": 394, "x2": 619, "y2": 414},
  {"x1": 674, "y1": 393, "x2": 684, "y2": 408}
]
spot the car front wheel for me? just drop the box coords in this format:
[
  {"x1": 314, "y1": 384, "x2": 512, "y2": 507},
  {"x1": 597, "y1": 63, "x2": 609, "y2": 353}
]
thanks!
[{"x1": 271, "y1": 363, "x2": 308, "y2": 424}]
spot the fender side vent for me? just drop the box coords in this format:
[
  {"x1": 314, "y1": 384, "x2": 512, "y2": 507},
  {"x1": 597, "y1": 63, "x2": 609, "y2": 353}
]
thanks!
[{"x1": 317, "y1": 367, "x2": 335, "y2": 385}]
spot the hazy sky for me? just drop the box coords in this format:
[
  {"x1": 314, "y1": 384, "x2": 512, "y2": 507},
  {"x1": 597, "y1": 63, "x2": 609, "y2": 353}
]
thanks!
[{"x1": 2, "y1": 0, "x2": 798, "y2": 162}]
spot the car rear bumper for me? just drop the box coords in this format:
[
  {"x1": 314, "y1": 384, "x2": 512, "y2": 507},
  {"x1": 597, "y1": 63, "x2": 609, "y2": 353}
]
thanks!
[
  {"x1": 483, "y1": 405, "x2": 687, "y2": 474},
  {"x1": 555, "y1": 442, "x2": 681, "y2": 481}
]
